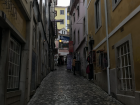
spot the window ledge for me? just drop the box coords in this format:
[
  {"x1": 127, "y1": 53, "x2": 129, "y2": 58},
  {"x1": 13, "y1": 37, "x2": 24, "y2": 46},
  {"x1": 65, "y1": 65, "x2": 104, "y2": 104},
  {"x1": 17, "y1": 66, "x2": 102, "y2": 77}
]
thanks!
[{"x1": 95, "y1": 25, "x2": 102, "y2": 34}]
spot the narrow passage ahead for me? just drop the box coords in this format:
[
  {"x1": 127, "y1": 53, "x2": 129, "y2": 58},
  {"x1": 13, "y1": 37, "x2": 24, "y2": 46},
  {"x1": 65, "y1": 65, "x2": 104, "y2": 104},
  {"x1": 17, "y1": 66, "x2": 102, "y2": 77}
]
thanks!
[{"x1": 28, "y1": 66, "x2": 123, "y2": 105}]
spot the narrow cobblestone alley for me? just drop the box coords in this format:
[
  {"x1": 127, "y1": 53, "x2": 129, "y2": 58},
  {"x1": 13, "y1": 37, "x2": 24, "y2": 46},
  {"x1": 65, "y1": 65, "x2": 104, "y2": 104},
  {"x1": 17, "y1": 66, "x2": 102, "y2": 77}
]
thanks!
[{"x1": 28, "y1": 66, "x2": 123, "y2": 105}]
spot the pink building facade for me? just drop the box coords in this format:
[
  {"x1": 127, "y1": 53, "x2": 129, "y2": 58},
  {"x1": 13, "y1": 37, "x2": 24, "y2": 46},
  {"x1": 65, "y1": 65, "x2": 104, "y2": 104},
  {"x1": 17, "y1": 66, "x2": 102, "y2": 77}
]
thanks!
[{"x1": 70, "y1": 0, "x2": 87, "y2": 76}]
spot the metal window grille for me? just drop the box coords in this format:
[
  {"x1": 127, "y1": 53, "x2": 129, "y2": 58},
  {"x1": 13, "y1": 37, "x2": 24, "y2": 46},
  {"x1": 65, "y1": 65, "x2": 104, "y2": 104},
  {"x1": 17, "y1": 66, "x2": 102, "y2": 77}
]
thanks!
[
  {"x1": 117, "y1": 41, "x2": 133, "y2": 91},
  {"x1": 7, "y1": 37, "x2": 21, "y2": 90}
]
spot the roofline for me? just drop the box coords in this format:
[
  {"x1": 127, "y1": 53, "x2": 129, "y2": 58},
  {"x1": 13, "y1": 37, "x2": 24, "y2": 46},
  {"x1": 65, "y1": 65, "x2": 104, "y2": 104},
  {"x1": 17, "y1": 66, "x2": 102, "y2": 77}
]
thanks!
[{"x1": 55, "y1": 6, "x2": 68, "y2": 8}]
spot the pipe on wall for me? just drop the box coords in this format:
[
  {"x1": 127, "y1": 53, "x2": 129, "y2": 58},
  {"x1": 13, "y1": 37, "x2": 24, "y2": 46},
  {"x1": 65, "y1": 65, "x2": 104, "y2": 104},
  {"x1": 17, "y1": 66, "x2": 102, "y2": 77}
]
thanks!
[{"x1": 104, "y1": 0, "x2": 110, "y2": 95}]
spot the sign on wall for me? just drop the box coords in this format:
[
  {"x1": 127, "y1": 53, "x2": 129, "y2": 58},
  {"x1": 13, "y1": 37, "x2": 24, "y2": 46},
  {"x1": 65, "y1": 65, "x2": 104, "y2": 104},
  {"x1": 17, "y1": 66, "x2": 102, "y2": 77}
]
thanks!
[
  {"x1": 60, "y1": 36, "x2": 70, "y2": 41},
  {"x1": 69, "y1": 41, "x2": 73, "y2": 52}
]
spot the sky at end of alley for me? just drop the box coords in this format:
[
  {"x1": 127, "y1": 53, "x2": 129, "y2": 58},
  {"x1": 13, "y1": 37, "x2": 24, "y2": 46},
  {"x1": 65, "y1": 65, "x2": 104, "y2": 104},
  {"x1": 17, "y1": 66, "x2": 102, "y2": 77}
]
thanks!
[{"x1": 57, "y1": 0, "x2": 70, "y2": 6}]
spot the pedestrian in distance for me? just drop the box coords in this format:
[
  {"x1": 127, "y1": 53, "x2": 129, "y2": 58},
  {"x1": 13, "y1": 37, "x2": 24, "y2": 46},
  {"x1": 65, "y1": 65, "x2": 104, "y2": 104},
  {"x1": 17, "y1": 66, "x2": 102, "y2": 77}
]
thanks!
[
  {"x1": 72, "y1": 56, "x2": 76, "y2": 75},
  {"x1": 87, "y1": 52, "x2": 93, "y2": 81}
]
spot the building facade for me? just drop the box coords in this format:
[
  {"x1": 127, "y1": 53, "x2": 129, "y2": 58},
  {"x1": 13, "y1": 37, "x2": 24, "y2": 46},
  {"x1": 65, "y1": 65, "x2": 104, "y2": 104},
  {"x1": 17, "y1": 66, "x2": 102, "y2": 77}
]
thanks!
[
  {"x1": 87, "y1": 0, "x2": 140, "y2": 104},
  {"x1": 55, "y1": 6, "x2": 70, "y2": 32},
  {"x1": 70, "y1": 0, "x2": 87, "y2": 76},
  {"x1": 55, "y1": 28, "x2": 69, "y2": 65},
  {"x1": 0, "y1": 0, "x2": 56, "y2": 105}
]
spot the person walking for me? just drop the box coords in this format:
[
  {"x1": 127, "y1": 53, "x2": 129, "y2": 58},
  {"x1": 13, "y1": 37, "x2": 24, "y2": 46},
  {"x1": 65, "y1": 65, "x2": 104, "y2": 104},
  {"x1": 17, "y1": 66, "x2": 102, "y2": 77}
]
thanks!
[
  {"x1": 72, "y1": 56, "x2": 76, "y2": 75},
  {"x1": 87, "y1": 52, "x2": 93, "y2": 81}
]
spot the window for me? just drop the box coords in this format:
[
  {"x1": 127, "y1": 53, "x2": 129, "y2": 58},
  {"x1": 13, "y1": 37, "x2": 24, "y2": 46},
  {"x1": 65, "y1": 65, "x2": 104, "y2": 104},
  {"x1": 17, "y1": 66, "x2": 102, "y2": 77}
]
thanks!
[
  {"x1": 117, "y1": 41, "x2": 133, "y2": 91},
  {"x1": 60, "y1": 19, "x2": 64, "y2": 24},
  {"x1": 67, "y1": 16, "x2": 70, "y2": 20},
  {"x1": 83, "y1": 0, "x2": 85, "y2": 4},
  {"x1": 32, "y1": 27, "x2": 36, "y2": 48},
  {"x1": 73, "y1": 13, "x2": 75, "y2": 22},
  {"x1": 112, "y1": 0, "x2": 122, "y2": 10},
  {"x1": 55, "y1": 10, "x2": 57, "y2": 16},
  {"x1": 64, "y1": 31, "x2": 65, "y2": 34},
  {"x1": 0, "y1": 28, "x2": 2, "y2": 56},
  {"x1": 77, "y1": 6, "x2": 79, "y2": 18},
  {"x1": 74, "y1": 31, "x2": 75, "y2": 44},
  {"x1": 60, "y1": 10, "x2": 64, "y2": 15},
  {"x1": 115, "y1": 34, "x2": 134, "y2": 95},
  {"x1": 95, "y1": 0, "x2": 101, "y2": 32},
  {"x1": 59, "y1": 42, "x2": 63, "y2": 48},
  {"x1": 78, "y1": 30, "x2": 80, "y2": 44},
  {"x1": 83, "y1": 18, "x2": 85, "y2": 35},
  {"x1": 7, "y1": 37, "x2": 21, "y2": 91},
  {"x1": 62, "y1": 31, "x2": 63, "y2": 34},
  {"x1": 67, "y1": 24, "x2": 70, "y2": 29}
]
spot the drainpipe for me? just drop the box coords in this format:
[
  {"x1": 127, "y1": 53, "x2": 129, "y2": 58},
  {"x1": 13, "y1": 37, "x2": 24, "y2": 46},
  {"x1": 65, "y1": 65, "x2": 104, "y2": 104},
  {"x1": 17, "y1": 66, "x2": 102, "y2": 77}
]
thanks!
[
  {"x1": 104, "y1": 0, "x2": 110, "y2": 95},
  {"x1": 49, "y1": 1, "x2": 51, "y2": 71},
  {"x1": 85, "y1": 0, "x2": 88, "y2": 57}
]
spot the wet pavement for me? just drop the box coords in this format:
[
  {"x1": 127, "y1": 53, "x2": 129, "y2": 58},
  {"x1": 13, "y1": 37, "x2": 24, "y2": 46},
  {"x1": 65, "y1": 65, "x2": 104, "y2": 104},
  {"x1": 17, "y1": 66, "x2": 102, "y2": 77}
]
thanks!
[{"x1": 28, "y1": 66, "x2": 123, "y2": 105}]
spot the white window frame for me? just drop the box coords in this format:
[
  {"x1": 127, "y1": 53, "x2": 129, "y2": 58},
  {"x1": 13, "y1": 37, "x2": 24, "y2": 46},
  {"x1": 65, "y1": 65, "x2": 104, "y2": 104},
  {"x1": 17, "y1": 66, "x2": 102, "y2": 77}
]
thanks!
[
  {"x1": 60, "y1": 10, "x2": 64, "y2": 15},
  {"x1": 115, "y1": 34, "x2": 135, "y2": 96},
  {"x1": 112, "y1": 0, "x2": 122, "y2": 11},
  {"x1": 94, "y1": 0, "x2": 102, "y2": 33},
  {"x1": 7, "y1": 37, "x2": 21, "y2": 91}
]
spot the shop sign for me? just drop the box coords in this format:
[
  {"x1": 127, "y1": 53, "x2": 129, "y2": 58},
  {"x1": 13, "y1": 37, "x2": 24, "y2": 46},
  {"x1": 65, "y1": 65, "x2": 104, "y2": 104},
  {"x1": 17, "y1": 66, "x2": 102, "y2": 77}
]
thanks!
[
  {"x1": 60, "y1": 36, "x2": 70, "y2": 41},
  {"x1": 69, "y1": 41, "x2": 73, "y2": 52}
]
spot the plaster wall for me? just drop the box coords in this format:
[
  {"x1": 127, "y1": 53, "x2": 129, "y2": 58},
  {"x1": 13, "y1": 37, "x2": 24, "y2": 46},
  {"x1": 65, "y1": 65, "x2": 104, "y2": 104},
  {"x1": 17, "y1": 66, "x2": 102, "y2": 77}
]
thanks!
[
  {"x1": 72, "y1": 0, "x2": 86, "y2": 52},
  {"x1": 55, "y1": 7, "x2": 67, "y2": 30},
  {"x1": 0, "y1": 0, "x2": 27, "y2": 39}
]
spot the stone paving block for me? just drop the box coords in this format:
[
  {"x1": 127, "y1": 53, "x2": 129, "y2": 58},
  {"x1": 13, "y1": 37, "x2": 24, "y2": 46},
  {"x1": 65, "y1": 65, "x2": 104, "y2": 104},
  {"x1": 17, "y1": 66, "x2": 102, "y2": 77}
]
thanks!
[{"x1": 28, "y1": 66, "x2": 124, "y2": 105}]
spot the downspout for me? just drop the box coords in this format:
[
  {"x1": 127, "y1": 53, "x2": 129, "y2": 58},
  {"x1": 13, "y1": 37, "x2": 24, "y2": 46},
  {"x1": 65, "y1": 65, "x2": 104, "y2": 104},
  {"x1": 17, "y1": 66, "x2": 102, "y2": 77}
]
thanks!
[
  {"x1": 27, "y1": 1, "x2": 33, "y2": 101},
  {"x1": 104, "y1": 0, "x2": 110, "y2": 95},
  {"x1": 85, "y1": 0, "x2": 88, "y2": 57}
]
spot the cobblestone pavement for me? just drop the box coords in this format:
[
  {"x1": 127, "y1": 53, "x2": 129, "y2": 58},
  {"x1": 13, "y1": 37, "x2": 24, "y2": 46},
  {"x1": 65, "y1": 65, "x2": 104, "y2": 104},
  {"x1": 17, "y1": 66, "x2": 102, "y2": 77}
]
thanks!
[{"x1": 28, "y1": 66, "x2": 123, "y2": 105}]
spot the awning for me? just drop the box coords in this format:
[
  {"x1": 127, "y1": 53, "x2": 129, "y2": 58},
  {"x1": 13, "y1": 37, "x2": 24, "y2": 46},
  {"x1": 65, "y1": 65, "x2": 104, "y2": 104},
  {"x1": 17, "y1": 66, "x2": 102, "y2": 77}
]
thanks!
[{"x1": 60, "y1": 36, "x2": 70, "y2": 41}]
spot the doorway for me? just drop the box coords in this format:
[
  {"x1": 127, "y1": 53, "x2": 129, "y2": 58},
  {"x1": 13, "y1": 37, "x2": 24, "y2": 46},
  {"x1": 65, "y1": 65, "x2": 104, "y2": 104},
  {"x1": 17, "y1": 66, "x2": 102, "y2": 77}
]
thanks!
[{"x1": 0, "y1": 27, "x2": 2, "y2": 56}]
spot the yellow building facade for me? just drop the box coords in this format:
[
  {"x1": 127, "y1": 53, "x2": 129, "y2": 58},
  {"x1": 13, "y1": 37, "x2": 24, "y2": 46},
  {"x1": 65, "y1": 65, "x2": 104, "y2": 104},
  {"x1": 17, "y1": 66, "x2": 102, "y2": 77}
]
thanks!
[
  {"x1": 87, "y1": 0, "x2": 140, "y2": 104},
  {"x1": 55, "y1": 6, "x2": 70, "y2": 32}
]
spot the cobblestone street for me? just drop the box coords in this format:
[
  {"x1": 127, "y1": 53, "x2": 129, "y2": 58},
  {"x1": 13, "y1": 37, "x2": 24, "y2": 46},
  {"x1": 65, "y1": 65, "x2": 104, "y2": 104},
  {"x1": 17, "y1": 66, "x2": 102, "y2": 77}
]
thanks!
[{"x1": 28, "y1": 66, "x2": 123, "y2": 105}]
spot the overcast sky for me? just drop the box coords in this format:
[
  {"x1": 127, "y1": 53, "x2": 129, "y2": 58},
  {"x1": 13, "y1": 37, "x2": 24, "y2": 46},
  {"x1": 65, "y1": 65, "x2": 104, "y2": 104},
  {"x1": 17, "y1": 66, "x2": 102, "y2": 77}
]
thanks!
[{"x1": 57, "y1": 0, "x2": 70, "y2": 6}]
